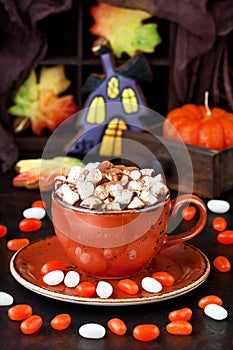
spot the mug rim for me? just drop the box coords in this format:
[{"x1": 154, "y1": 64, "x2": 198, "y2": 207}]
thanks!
[{"x1": 52, "y1": 192, "x2": 170, "y2": 215}]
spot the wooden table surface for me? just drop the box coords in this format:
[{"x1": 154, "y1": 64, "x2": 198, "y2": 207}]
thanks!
[{"x1": 0, "y1": 169, "x2": 233, "y2": 350}]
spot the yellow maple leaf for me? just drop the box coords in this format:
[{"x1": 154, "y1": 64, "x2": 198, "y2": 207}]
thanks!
[{"x1": 39, "y1": 65, "x2": 71, "y2": 95}]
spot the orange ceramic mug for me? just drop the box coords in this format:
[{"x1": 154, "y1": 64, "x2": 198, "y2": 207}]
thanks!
[{"x1": 52, "y1": 193, "x2": 207, "y2": 278}]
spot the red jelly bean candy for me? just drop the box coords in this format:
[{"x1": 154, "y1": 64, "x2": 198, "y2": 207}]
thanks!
[
  {"x1": 217, "y1": 230, "x2": 233, "y2": 245},
  {"x1": 8, "y1": 304, "x2": 33, "y2": 321},
  {"x1": 50, "y1": 314, "x2": 71, "y2": 330},
  {"x1": 40, "y1": 261, "x2": 63, "y2": 276},
  {"x1": 75, "y1": 282, "x2": 96, "y2": 297},
  {"x1": 198, "y1": 295, "x2": 223, "y2": 309},
  {"x1": 107, "y1": 318, "x2": 127, "y2": 335},
  {"x1": 181, "y1": 206, "x2": 196, "y2": 221},
  {"x1": 152, "y1": 271, "x2": 175, "y2": 286},
  {"x1": 19, "y1": 218, "x2": 42, "y2": 232},
  {"x1": 31, "y1": 200, "x2": 46, "y2": 209},
  {"x1": 7, "y1": 238, "x2": 30, "y2": 251},
  {"x1": 118, "y1": 279, "x2": 139, "y2": 295},
  {"x1": 212, "y1": 217, "x2": 227, "y2": 232},
  {"x1": 133, "y1": 324, "x2": 160, "y2": 342},
  {"x1": 20, "y1": 315, "x2": 43, "y2": 335},
  {"x1": 168, "y1": 308, "x2": 192, "y2": 322},
  {"x1": 166, "y1": 320, "x2": 192, "y2": 335},
  {"x1": 0, "y1": 225, "x2": 7, "y2": 238},
  {"x1": 213, "y1": 256, "x2": 231, "y2": 272}
]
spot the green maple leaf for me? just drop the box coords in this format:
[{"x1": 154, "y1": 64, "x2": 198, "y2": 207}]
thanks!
[
  {"x1": 8, "y1": 70, "x2": 38, "y2": 117},
  {"x1": 135, "y1": 23, "x2": 161, "y2": 53},
  {"x1": 90, "y1": 2, "x2": 162, "y2": 58}
]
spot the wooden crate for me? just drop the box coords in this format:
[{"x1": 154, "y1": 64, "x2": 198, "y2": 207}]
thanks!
[{"x1": 123, "y1": 124, "x2": 233, "y2": 198}]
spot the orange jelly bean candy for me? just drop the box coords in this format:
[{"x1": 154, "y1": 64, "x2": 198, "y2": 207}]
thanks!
[
  {"x1": 168, "y1": 307, "x2": 192, "y2": 322},
  {"x1": 40, "y1": 261, "x2": 63, "y2": 276},
  {"x1": 20, "y1": 315, "x2": 43, "y2": 335},
  {"x1": 7, "y1": 238, "x2": 30, "y2": 251},
  {"x1": 198, "y1": 295, "x2": 223, "y2": 309},
  {"x1": 133, "y1": 324, "x2": 160, "y2": 342},
  {"x1": 8, "y1": 304, "x2": 33, "y2": 321},
  {"x1": 75, "y1": 281, "x2": 96, "y2": 297},
  {"x1": 31, "y1": 200, "x2": 46, "y2": 209},
  {"x1": 19, "y1": 218, "x2": 42, "y2": 232},
  {"x1": 0, "y1": 225, "x2": 7, "y2": 238},
  {"x1": 213, "y1": 256, "x2": 231, "y2": 272},
  {"x1": 50, "y1": 314, "x2": 71, "y2": 331},
  {"x1": 217, "y1": 230, "x2": 233, "y2": 245},
  {"x1": 107, "y1": 318, "x2": 127, "y2": 335},
  {"x1": 166, "y1": 320, "x2": 192, "y2": 335},
  {"x1": 212, "y1": 217, "x2": 227, "y2": 231},
  {"x1": 152, "y1": 271, "x2": 175, "y2": 286},
  {"x1": 181, "y1": 206, "x2": 196, "y2": 221},
  {"x1": 118, "y1": 279, "x2": 139, "y2": 295}
]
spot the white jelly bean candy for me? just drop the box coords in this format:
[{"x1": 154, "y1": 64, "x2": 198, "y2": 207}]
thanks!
[
  {"x1": 23, "y1": 207, "x2": 46, "y2": 220},
  {"x1": 96, "y1": 281, "x2": 113, "y2": 299},
  {"x1": 64, "y1": 271, "x2": 80, "y2": 288},
  {"x1": 0, "y1": 292, "x2": 14, "y2": 306},
  {"x1": 141, "y1": 277, "x2": 163, "y2": 293},
  {"x1": 204, "y1": 303, "x2": 228, "y2": 320},
  {"x1": 78, "y1": 323, "x2": 106, "y2": 339},
  {"x1": 207, "y1": 200, "x2": 230, "y2": 214},
  {"x1": 43, "y1": 270, "x2": 64, "y2": 286}
]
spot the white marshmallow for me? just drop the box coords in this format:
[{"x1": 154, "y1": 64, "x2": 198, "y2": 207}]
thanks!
[
  {"x1": 80, "y1": 196, "x2": 102, "y2": 209},
  {"x1": 77, "y1": 181, "x2": 94, "y2": 200},
  {"x1": 114, "y1": 189, "x2": 133, "y2": 205},
  {"x1": 85, "y1": 168, "x2": 103, "y2": 184},
  {"x1": 127, "y1": 196, "x2": 145, "y2": 209}
]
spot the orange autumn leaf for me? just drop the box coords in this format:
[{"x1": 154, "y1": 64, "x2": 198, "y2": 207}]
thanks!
[
  {"x1": 31, "y1": 90, "x2": 77, "y2": 135},
  {"x1": 89, "y1": 2, "x2": 161, "y2": 58}
]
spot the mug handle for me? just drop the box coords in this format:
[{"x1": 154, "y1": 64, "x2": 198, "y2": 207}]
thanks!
[{"x1": 165, "y1": 194, "x2": 207, "y2": 246}]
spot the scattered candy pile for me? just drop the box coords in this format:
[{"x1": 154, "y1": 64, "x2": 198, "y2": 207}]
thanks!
[
  {"x1": 0, "y1": 197, "x2": 232, "y2": 341},
  {"x1": 166, "y1": 306, "x2": 193, "y2": 335},
  {"x1": 39, "y1": 263, "x2": 173, "y2": 296},
  {"x1": 0, "y1": 292, "x2": 228, "y2": 338},
  {"x1": 5, "y1": 200, "x2": 46, "y2": 251},
  {"x1": 183, "y1": 200, "x2": 232, "y2": 273},
  {"x1": 198, "y1": 295, "x2": 228, "y2": 321},
  {"x1": 54, "y1": 161, "x2": 169, "y2": 210},
  {"x1": 207, "y1": 200, "x2": 232, "y2": 273}
]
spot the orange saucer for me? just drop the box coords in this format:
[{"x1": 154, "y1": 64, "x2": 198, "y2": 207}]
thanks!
[{"x1": 10, "y1": 236, "x2": 210, "y2": 306}]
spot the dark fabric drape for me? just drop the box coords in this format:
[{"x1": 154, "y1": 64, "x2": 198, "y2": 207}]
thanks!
[{"x1": 0, "y1": 0, "x2": 72, "y2": 172}]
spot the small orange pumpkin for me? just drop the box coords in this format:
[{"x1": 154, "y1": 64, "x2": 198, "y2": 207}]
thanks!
[{"x1": 163, "y1": 95, "x2": 233, "y2": 151}]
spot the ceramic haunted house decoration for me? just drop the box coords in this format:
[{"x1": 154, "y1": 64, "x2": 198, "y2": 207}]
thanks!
[{"x1": 67, "y1": 37, "x2": 152, "y2": 159}]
